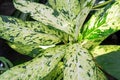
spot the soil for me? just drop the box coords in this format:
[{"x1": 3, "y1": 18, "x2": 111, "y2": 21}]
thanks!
[{"x1": 0, "y1": 0, "x2": 120, "y2": 80}]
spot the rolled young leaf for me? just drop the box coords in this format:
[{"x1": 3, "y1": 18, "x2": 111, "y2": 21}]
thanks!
[
  {"x1": 63, "y1": 43, "x2": 107, "y2": 80},
  {"x1": 75, "y1": 0, "x2": 95, "y2": 40},
  {"x1": 13, "y1": 0, "x2": 75, "y2": 36},
  {"x1": 0, "y1": 45, "x2": 66, "y2": 80},
  {"x1": 0, "y1": 16, "x2": 61, "y2": 46},
  {"x1": 81, "y1": 1, "x2": 120, "y2": 49}
]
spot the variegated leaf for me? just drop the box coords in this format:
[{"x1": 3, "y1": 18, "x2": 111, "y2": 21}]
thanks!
[
  {"x1": 91, "y1": 45, "x2": 120, "y2": 57},
  {"x1": 48, "y1": 0, "x2": 80, "y2": 24},
  {"x1": 12, "y1": 15, "x2": 69, "y2": 42},
  {"x1": 12, "y1": 0, "x2": 40, "y2": 20},
  {"x1": 0, "y1": 45, "x2": 66, "y2": 80},
  {"x1": 75, "y1": 0, "x2": 95, "y2": 40},
  {"x1": 0, "y1": 16, "x2": 61, "y2": 46},
  {"x1": 64, "y1": 43, "x2": 107, "y2": 80},
  {"x1": 82, "y1": 1, "x2": 120, "y2": 49},
  {"x1": 13, "y1": 0, "x2": 75, "y2": 35},
  {"x1": 1, "y1": 15, "x2": 69, "y2": 57},
  {"x1": 24, "y1": 21, "x2": 69, "y2": 42}
]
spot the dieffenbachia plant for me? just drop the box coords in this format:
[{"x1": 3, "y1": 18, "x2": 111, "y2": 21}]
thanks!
[{"x1": 0, "y1": 0, "x2": 120, "y2": 79}]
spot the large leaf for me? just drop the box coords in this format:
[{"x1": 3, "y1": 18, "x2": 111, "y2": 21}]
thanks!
[
  {"x1": 91, "y1": 45, "x2": 120, "y2": 79},
  {"x1": 1, "y1": 16, "x2": 68, "y2": 57},
  {"x1": 0, "y1": 16, "x2": 61, "y2": 46},
  {"x1": 48, "y1": 0, "x2": 80, "y2": 24},
  {"x1": 13, "y1": 0, "x2": 75, "y2": 36},
  {"x1": 81, "y1": 1, "x2": 120, "y2": 49},
  {"x1": 0, "y1": 45, "x2": 66, "y2": 80},
  {"x1": 63, "y1": 43, "x2": 107, "y2": 80}
]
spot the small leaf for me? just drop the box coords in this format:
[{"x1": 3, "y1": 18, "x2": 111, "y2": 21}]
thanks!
[
  {"x1": 0, "y1": 16, "x2": 61, "y2": 46},
  {"x1": 13, "y1": 0, "x2": 75, "y2": 35}
]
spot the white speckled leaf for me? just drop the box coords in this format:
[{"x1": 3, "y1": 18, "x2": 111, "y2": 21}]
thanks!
[
  {"x1": 13, "y1": 0, "x2": 75, "y2": 35},
  {"x1": 64, "y1": 43, "x2": 107, "y2": 80},
  {"x1": 24, "y1": 21, "x2": 69, "y2": 42},
  {"x1": 0, "y1": 16, "x2": 61, "y2": 46},
  {"x1": 0, "y1": 15, "x2": 69, "y2": 57},
  {"x1": 91, "y1": 45, "x2": 120, "y2": 57},
  {"x1": 48, "y1": 0, "x2": 80, "y2": 24},
  {"x1": 0, "y1": 45, "x2": 66, "y2": 80}
]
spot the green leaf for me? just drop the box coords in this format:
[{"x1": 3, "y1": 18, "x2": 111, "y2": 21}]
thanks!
[
  {"x1": 82, "y1": 1, "x2": 120, "y2": 48},
  {"x1": 8, "y1": 42, "x2": 43, "y2": 57},
  {"x1": 43, "y1": 62, "x2": 64, "y2": 80},
  {"x1": 48, "y1": 0, "x2": 80, "y2": 23},
  {"x1": 0, "y1": 57, "x2": 13, "y2": 74},
  {"x1": 0, "y1": 45, "x2": 66, "y2": 80},
  {"x1": 63, "y1": 43, "x2": 107, "y2": 80},
  {"x1": 0, "y1": 16, "x2": 61, "y2": 46},
  {"x1": 91, "y1": 45, "x2": 120, "y2": 79},
  {"x1": 13, "y1": 0, "x2": 75, "y2": 35}
]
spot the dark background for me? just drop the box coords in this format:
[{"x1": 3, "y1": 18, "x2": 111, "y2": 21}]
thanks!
[{"x1": 0, "y1": 0, "x2": 119, "y2": 80}]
